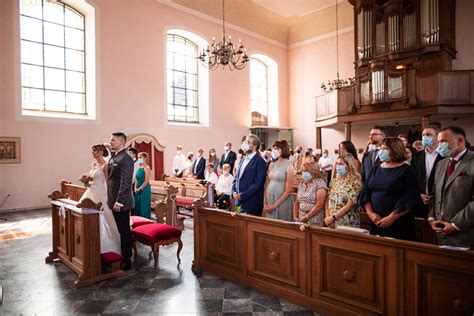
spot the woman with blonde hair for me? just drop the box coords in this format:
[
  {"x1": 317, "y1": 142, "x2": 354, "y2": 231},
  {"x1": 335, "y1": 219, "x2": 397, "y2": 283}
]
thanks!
[
  {"x1": 294, "y1": 161, "x2": 327, "y2": 226},
  {"x1": 325, "y1": 153, "x2": 362, "y2": 228}
]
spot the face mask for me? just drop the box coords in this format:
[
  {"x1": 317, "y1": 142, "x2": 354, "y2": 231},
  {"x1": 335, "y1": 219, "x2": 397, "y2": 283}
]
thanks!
[
  {"x1": 323, "y1": 153, "x2": 328, "y2": 157},
  {"x1": 422, "y1": 136, "x2": 433, "y2": 148},
  {"x1": 437, "y1": 142, "x2": 451, "y2": 158},
  {"x1": 241, "y1": 141, "x2": 250, "y2": 152},
  {"x1": 210, "y1": 152, "x2": 216, "y2": 156},
  {"x1": 368, "y1": 144, "x2": 376, "y2": 152},
  {"x1": 302, "y1": 171, "x2": 312, "y2": 182},
  {"x1": 336, "y1": 165, "x2": 348, "y2": 176},
  {"x1": 271, "y1": 149, "x2": 281, "y2": 160},
  {"x1": 378, "y1": 149, "x2": 390, "y2": 162},
  {"x1": 197, "y1": 152, "x2": 202, "y2": 158},
  {"x1": 224, "y1": 146, "x2": 229, "y2": 151},
  {"x1": 176, "y1": 150, "x2": 182, "y2": 155},
  {"x1": 137, "y1": 158, "x2": 144, "y2": 164},
  {"x1": 223, "y1": 170, "x2": 229, "y2": 175}
]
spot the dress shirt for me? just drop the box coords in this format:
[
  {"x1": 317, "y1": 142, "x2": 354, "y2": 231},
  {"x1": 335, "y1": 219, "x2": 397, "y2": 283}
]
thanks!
[
  {"x1": 216, "y1": 174, "x2": 234, "y2": 195},
  {"x1": 224, "y1": 151, "x2": 229, "y2": 162},
  {"x1": 424, "y1": 148, "x2": 439, "y2": 193},
  {"x1": 194, "y1": 156, "x2": 202, "y2": 173},
  {"x1": 318, "y1": 156, "x2": 333, "y2": 171},
  {"x1": 239, "y1": 151, "x2": 257, "y2": 178},
  {"x1": 172, "y1": 153, "x2": 186, "y2": 174},
  {"x1": 205, "y1": 171, "x2": 219, "y2": 184}
]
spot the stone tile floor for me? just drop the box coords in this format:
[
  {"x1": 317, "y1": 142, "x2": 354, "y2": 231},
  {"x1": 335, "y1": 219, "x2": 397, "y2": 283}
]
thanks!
[{"x1": 0, "y1": 209, "x2": 321, "y2": 315}]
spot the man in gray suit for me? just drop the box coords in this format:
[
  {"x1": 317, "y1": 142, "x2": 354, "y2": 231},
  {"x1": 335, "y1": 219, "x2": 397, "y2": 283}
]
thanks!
[
  {"x1": 108, "y1": 132, "x2": 134, "y2": 270},
  {"x1": 428, "y1": 126, "x2": 474, "y2": 248}
]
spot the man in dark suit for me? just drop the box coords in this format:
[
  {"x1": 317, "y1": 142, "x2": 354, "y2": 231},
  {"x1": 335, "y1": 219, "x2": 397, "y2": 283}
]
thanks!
[
  {"x1": 108, "y1": 132, "x2": 134, "y2": 270},
  {"x1": 428, "y1": 126, "x2": 474, "y2": 248},
  {"x1": 219, "y1": 142, "x2": 237, "y2": 174},
  {"x1": 192, "y1": 148, "x2": 206, "y2": 180},
  {"x1": 411, "y1": 126, "x2": 445, "y2": 218},
  {"x1": 232, "y1": 134, "x2": 268, "y2": 216},
  {"x1": 360, "y1": 126, "x2": 385, "y2": 184}
]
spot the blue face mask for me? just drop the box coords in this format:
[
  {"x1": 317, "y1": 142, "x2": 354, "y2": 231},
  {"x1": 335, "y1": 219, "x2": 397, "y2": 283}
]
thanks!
[
  {"x1": 137, "y1": 158, "x2": 144, "y2": 164},
  {"x1": 437, "y1": 142, "x2": 451, "y2": 158},
  {"x1": 422, "y1": 136, "x2": 433, "y2": 147},
  {"x1": 378, "y1": 149, "x2": 390, "y2": 162},
  {"x1": 336, "y1": 165, "x2": 348, "y2": 176},
  {"x1": 302, "y1": 171, "x2": 312, "y2": 182}
]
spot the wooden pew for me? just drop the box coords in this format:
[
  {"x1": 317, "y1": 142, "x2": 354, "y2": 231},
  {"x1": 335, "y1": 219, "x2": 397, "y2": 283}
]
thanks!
[
  {"x1": 164, "y1": 175, "x2": 201, "y2": 185},
  {"x1": 160, "y1": 177, "x2": 213, "y2": 214},
  {"x1": 60, "y1": 179, "x2": 86, "y2": 201},
  {"x1": 192, "y1": 205, "x2": 474, "y2": 316},
  {"x1": 46, "y1": 191, "x2": 124, "y2": 288},
  {"x1": 359, "y1": 211, "x2": 437, "y2": 244}
]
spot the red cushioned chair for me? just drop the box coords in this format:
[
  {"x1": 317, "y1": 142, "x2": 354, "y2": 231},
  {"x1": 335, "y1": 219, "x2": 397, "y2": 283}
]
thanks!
[
  {"x1": 130, "y1": 215, "x2": 154, "y2": 229},
  {"x1": 131, "y1": 223, "x2": 183, "y2": 270}
]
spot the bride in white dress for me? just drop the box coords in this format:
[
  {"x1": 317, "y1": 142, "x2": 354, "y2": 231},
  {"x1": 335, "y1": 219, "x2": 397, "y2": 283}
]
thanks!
[{"x1": 79, "y1": 144, "x2": 122, "y2": 254}]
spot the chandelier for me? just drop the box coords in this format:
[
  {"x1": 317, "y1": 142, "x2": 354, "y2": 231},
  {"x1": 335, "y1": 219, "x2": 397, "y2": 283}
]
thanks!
[
  {"x1": 321, "y1": 0, "x2": 355, "y2": 92},
  {"x1": 198, "y1": 0, "x2": 249, "y2": 71}
]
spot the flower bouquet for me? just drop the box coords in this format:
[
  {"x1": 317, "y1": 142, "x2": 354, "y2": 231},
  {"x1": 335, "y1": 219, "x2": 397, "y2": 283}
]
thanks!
[
  {"x1": 79, "y1": 173, "x2": 94, "y2": 185},
  {"x1": 299, "y1": 220, "x2": 311, "y2": 232}
]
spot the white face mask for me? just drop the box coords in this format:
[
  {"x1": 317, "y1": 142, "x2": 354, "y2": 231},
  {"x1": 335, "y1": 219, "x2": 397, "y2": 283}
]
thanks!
[
  {"x1": 271, "y1": 149, "x2": 281, "y2": 160},
  {"x1": 241, "y1": 141, "x2": 250, "y2": 152},
  {"x1": 176, "y1": 150, "x2": 182, "y2": 155},
  {"x1": 224, "y1": 146, "x2": 229, "y2": 151},
  {"x1": 197, "y1": 152, "x2": 202, "y2": 158},
  {"x1": 210, "y1": 152, "x2": 216, "y2": 156},
  {"x1": 223, "y1": 170, "x2": 229, "y2": 175}
]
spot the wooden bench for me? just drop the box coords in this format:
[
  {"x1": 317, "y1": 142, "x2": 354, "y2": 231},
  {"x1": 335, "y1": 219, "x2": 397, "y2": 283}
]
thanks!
[
  {"x1": 60, "y1": 180, "x2": 86, "y2": 201},
  {"x1": 164, "y1": 175, "x2": 202, "y2": 185}
]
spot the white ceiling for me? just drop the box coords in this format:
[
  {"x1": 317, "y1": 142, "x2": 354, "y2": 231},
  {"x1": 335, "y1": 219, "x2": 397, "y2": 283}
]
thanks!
[{"x1": 251, "y1": 0, "x2": 343, "y2": 18}]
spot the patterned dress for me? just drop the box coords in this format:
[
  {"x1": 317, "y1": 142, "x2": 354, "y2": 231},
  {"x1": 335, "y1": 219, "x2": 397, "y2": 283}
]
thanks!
[
  {"x1": 264, "y1": 159, "x2": 294, "y2": 221},
  {"x1": 297, "y1": 178, "x2": 327, "y2": 226},
  {"x1": 328, "y1": 176, "x2": 362, "y2": 227}
]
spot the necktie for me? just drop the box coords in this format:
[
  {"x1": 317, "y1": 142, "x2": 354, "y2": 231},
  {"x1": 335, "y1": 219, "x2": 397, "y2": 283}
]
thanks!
[
  {"x1": 372, "y1": 149, "x2": 379, "y2": 163},
  {"x1": 447, "y1": 159, "x2": 458, "y2": 178}
]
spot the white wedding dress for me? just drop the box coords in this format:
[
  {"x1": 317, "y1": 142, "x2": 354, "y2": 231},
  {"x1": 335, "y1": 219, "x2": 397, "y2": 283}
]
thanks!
[{"x1": 79, "y1": 163, "x2": 122, "y2": 255}]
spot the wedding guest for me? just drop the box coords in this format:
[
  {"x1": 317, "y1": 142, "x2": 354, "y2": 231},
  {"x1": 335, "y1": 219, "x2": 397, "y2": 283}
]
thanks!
[
  {"x1": 192, "y1": 148, "x2": 206, "y2": 180},
  {"x1": 360, "y1": 137, "x2": 421, "y2": 240},
  {"x1": 172, "y1": 145, "x2": 187, "y2": 177},
  {"x1": 232, "y1": 134, "x2": 268, "y2": 216},
  {"x1": 263, "y1": 140, "x2": 295, "y2": 221},
  {"x1": 215, "y1": 164, "x2": 234, "y2": 209},
  {"x1": 204, "y1": 163, "x2": 218, "y2": 185},
  {"x1": 127, "y1": 147, "x2": 140, "y2": 181},
  {"x1": 208, "y1": 148, "x2": 220, "y2": 174},
  {"x1": 335, "y1": 141, "x2": 361, "y2": 173},
  {"x1": 428, "y1": 126, "x2": 474, "y2": 248},
  {"x1": 325, "y1": 154, "x2": 362, "y2": 228},
  {"x1": 294, "y1": 161, "x2": 327, "y2": 226},
  {"x1": 404, "y1": 146, "x2": 413, "y2": 164},
  {"x1": 233, "y1": 149, "x2": 244, "y2": 175},
  {"x1": 303, "y1": 148, "x2": 314, "y2": 163},
  {"x1": 292, "y1": 145, "x2": 303, "y2": 174},
  {"x1": 220, "y1": 142, "x2": 237, "y2": 175},
  {"x1": 134, "y1": 152, "x2": 152, "y2": 219},
  {"x1": 361, "y1": 126, "x2": 385, "y2": 183},
  {"x1": 318, "y1": 149, "x2": 333, "y2": 186},
  {"x1": 183, "y1": 152, "x2": 194, "y2": 178}
]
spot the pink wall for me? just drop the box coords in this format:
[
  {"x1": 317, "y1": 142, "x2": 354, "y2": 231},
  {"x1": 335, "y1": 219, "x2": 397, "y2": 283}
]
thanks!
[{"x1": 0, "y1": 0, "x2": 288, "y2": 210}]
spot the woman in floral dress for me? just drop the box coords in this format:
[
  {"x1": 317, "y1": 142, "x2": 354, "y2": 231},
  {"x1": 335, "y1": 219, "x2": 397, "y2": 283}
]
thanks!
[{"x1": 324, "y1": 153, "x2": 362, "y2": 228}]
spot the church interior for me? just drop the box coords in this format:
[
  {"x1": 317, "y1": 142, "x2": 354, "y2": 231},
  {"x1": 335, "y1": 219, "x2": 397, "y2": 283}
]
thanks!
[{"x1": 1, "y1": 0, "x2": 474, "y2": 315}]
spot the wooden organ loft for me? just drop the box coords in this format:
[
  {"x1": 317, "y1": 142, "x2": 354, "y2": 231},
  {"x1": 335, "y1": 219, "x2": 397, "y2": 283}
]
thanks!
[{"x1": 315, "y1": 0, "x2": 474, "y2": 141}]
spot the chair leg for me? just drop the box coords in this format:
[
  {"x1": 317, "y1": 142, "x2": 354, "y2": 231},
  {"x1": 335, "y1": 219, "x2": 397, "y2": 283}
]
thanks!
[
  {"x1": 176, "y1": 239, "x2": 183, "y2": 264},
  {"x1": 132, "y1": 241, "x2": 138, "y2": 261},
  {"x1": 152, "y1": 243, "x2": 159, "y2": 271}
]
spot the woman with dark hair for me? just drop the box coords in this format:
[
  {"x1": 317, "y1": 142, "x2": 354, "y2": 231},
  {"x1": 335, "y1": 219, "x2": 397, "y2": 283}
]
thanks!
[
  {"x1": 360, "y1": 137, "x2": 421, "y2": 240},
  {"x1": 134, "y1": 152, "x2": 152, "y2": 219},
  {"x1": 233, "y1": 149, "x2": 245, "y2": 175},
  {"x1": 208, "y1": 148, "x2": 220, "y2": 174},
  {"x1": 332, "y1": 141, "x2": 361, "y2": 177},
  {"x1": 263, "y1": 140, "x2": 295, "y2": 221}
]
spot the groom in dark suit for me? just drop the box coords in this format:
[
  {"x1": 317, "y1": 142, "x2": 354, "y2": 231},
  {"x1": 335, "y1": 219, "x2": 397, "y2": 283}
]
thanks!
[
  {"x1": 108, "y1": 132, "x2": 134, "y2": 270},
  {"x1": 232, "y1": 134, "x2": 268, "y2": 216}
]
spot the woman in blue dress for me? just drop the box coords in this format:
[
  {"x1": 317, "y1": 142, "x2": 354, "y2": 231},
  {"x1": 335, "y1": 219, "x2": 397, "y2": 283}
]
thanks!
[
  {"x1": 134, "y1": 152, "x2": 152, "y2": 219},
  {"x1": 360, "y1": 137, "x2": 421, "y2": 240}
]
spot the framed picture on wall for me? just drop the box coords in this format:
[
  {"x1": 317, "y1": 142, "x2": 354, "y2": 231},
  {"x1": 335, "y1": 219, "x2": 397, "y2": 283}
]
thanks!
[{"x1": 0, "y1": 137, "x2": 21, "y2": 164}]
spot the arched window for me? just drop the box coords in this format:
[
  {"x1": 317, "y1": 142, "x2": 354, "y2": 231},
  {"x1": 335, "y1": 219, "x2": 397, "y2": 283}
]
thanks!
[
  {"x1": 166, "y1": 29, "x2": 209, "y2": 126},
  {"x1": 250, "y1": 57, "x2": 268, "y2": 125},
  {"x1": 250, "y1": 54, "x2": 278, "y2": 127},
  {"x1": 20, "y1": 0, "x2": 86, "y2": 115}
]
